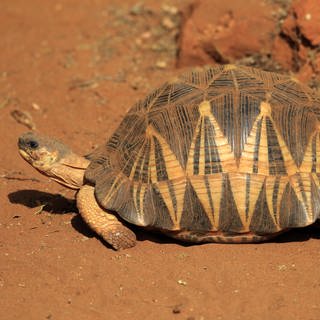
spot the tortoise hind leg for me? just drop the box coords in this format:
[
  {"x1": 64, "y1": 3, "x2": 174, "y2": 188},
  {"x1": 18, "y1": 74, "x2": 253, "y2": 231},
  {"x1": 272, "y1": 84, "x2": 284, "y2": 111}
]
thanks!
[
  {"x1": 166, "y1": 230, "x2": 285, "y2": 244},
  {"x1": 77, "y1": 185, "x2": 136, "y2": 250}
]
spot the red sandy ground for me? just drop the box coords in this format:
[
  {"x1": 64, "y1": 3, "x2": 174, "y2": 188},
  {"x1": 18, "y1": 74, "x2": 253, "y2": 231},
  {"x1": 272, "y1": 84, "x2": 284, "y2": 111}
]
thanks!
[{"x1": 0, "y1": 1, "x2": 319, "y2": 319}]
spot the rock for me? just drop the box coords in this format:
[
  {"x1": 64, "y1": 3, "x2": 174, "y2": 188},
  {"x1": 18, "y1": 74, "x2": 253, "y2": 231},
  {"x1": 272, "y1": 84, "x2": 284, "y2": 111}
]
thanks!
[
  {"x1": 297, "y1": 45, "x2": 309, "y2": 64},
  {"x1": 281, "y1": 12, "x2": 298, "y2": 43},
  {"x1": 177, "y1": 0, "x2": 277, "y2": 67},
  {"x1": 295, "y1": 62, "x2": 314, "y2": 83},
  {"x1": 314, "y1": 53, "x2": 320, "y2": 73},
  {"x1": 272, "y1": 36, "x2": 293, "y2": 70},
  {"x1": 293, "y1": 0, "x2": 320, "y2": 45}
]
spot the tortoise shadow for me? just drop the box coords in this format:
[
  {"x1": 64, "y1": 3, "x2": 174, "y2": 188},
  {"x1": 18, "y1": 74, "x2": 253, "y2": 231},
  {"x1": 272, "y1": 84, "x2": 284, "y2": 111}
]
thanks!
[
  {"x1": 274, "y1": 223, "x2": 320, "y2": 243},
  {"x1": 8, "y1": 189, "x2": 77, "y2": 214},
  {"x1": 8, "y1": 189, "x2": 320, "y2": 247},
  {"x1": 8, "y1": 189, "x2": 173, "y2": 247}
]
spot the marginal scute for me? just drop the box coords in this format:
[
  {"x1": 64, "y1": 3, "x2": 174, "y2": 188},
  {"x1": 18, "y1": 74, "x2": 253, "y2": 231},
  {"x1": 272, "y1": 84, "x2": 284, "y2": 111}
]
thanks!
[
  {"x1": 180, "y1": 179, "x2": 213, "y2": 231},
  {"x1": 218, "y1": 174, "x2": 244, "y2": 232},
  {"x1": 249, "y1": 181, "x2": 278, "y2": 234},
  {"x1": 86, "y1": 64, "x2": 320, "y2": 236}
]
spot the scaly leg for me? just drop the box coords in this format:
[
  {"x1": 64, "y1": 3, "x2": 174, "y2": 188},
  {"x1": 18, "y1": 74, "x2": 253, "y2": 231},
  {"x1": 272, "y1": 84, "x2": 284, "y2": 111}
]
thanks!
[{"x1": 77, "y1": 184, "x2": 136, "y2": 250}]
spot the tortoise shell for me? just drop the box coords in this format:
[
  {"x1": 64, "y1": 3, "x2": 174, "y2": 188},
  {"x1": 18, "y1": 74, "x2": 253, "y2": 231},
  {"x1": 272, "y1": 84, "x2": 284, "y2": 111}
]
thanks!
[{"x1": 85, "y1": 64, "x2": 320, "y2": 238}]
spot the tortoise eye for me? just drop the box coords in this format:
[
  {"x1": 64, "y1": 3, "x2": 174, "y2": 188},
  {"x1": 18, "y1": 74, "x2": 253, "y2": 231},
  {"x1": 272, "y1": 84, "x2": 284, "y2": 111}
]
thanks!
[{"x1": 27, "y1": 140, "x2": 39, "y2": 149}]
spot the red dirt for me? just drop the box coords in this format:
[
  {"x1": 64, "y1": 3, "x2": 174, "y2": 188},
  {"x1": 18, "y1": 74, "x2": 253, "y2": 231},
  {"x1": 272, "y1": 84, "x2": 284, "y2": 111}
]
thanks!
[{"x1": 0, "y1": 1, "x2": 319, "y2": 319}]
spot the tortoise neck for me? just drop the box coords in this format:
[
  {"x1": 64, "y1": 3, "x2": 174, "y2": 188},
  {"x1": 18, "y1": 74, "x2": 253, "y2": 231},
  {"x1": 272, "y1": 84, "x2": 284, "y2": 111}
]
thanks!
[{"x1": 47, "y1": 153, "x2": 90, "y2": 190}]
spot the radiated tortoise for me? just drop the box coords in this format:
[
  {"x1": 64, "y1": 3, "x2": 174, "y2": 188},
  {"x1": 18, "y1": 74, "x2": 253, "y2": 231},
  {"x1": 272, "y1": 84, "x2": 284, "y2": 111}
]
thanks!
[{"x1": 18, "y1": 64, "x2": 320, "y2": 250}]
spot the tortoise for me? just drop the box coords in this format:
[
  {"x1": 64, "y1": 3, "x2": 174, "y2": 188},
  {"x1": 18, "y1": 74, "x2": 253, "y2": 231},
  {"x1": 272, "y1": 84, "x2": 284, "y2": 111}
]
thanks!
[{"x1": 18, "y1": 64, "x2": 320, "y2": 250}]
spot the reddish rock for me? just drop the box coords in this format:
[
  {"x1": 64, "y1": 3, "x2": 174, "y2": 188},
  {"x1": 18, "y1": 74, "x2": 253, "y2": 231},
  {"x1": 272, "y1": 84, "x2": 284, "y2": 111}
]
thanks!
[
  {"x1": 313, "y1": 53, "x2": 320, "y2": 73},
  {"x1": 295, "y1": 62, "x2": 314, "y2": 83},
  {"x1": 272, "y1": 36, "x2": 293, "y2": 70},
  {"x1": 298, "y1": 44, "x2": 309, "y2": 64},
  {"x1": 178, "y1": 0, "x2": 277, "y2": 67},
  {"x1": 293, "y1": 0, "x2": 320, "y2": 45},
  {"x1": 281, "y1": 12, "x2": 298, "y2": 43}
]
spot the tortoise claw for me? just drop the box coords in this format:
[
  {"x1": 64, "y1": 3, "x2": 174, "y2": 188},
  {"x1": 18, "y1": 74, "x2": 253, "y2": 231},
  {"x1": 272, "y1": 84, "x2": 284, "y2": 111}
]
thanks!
[{"x1": 101, "y1": 225, "x2": 137, "y2": 250}]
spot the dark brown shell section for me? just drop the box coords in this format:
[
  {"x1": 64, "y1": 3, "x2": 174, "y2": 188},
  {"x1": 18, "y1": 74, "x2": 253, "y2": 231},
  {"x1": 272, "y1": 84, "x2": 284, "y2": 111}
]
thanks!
[{"x1": 85, "y1": 65, "x2": 320, "y2": 234}]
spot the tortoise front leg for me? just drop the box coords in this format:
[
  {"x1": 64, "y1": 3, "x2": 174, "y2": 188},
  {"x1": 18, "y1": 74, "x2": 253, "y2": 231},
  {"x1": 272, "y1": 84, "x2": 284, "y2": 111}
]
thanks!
[{"x1": 77, "y1": 185, "x2": 136, "y2": 250}]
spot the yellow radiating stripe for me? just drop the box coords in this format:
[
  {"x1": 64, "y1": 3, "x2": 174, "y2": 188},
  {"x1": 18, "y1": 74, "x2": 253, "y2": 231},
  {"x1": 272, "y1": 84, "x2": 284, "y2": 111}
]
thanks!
[
  {"x1": 257, "y1": 116, "x2": 269, "y2": 175},
  {"x1": 173, "y1": 178, "x2": 188, "y2": 226},
  {"x1": 148, "y1": 134, "x2": 158, "y2": 183},
  {"x1": 312, "y1": 172, "x2": 320, "y2": 189},
  {"x1": 103, "y1": 175, "x2": 125, "y2": 205},
  {"x1": 241, "y1": 101, "x2": 298, "y2": 176},
  {"x1": 299, "y1": 132, "x2": 315, "y2": 172},
  {"x1": 146, "y1": 125, "x2": 185, "y2": 182},
  {"x1": 239, "y1": 114, "x2": 263, "y2": 173},
  {"x1": 204, "y1": 174, "x2": 224, "y2": 228},
  {"x1": 317, "y1": 133, "x2": 320, "y2": 173},
  {"x1": 187, "y1": 100, "x2": 236, "y2": 175},
  {"x1": 132, "y1": 182, "x2": 148, "y2": 224},
  {"x1": 268, "y1": 117, "x2": 298, "y2": 176},
  {"x1": 228, "y1": 174, "x2": 247, "y2": 226},
  {"x1": 156, "y1": 182, "x2": 177, "y2": 226},
  {"x1": 246, "y1": 175, "x2": 265, "y2": 228},
  {"x1": 290, "y1": 173, "x2": 314, "y2": 222},
  {"x1": 229, "y1": 174, "x2": 265, "y2": 229},
  {"x1": 129, "y1": 140, "x2": 147, "y2": 180},
  {"x1": 186, "y1": 117, "x2": 201, "y2": 176},
  {"x1": 188, "y1": 176, "x2": 219, "y2": 229},
  {"x1": 146, "y1": 127, "x2": 156, "y2": 183},
  {"x1": 206, "y1": 113, "x2": 236, "y2": 172},
  {"x1": 156, "y1": 178, "x2": 187, "y2": 229},
  {"x1": 199, "y1": 116, "x2": 205, "y2": 175},
  {"x1": 265, "y1": 176, "x2": 288, "y2": 229}
]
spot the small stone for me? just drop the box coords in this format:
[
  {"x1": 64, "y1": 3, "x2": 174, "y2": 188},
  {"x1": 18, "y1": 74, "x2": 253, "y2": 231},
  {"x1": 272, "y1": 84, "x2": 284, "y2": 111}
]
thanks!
[
  {"x1": 177, "y1": 279, "x2": 187, "y2": 286},
  {"x1": 278, "y1": 264, "x2": 287, "y2": 271},
  {"x1": 140, "y1": 31, "x2": 152, "y2": 40},
  {"x1": 31, "y1": 103, "x2": 40, "y2": 110},
  {"x1": 162, "y1": 17, "x2": 176, "y2": 30},
  {"x1": 162, "y1": 4, "x2": 179, "y2": 15},
  {"x1": 172, "y1": 305, "x2": 182, "y2": 314},
  {"x1": 155, "y1": 60, "x2": 167, "y2": 69},
  {"x1": 305, "y1": 13, "x2": 312, "y2": 21}
]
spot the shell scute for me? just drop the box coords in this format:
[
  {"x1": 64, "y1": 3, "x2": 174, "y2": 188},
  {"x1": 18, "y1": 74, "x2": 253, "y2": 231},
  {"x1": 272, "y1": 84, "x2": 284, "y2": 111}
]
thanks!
[{"x1": 85, "y1": 65, "x2": 320, "y2": 234}]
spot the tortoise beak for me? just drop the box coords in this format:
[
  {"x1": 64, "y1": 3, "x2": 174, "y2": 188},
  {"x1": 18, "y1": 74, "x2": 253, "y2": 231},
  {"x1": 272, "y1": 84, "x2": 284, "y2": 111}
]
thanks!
[
  {"x1": 18, "y1": 148, "x2": 32, "y2": 162},
  {"x1": 18, "y1": 132, "x2": 41, "y2": 162}
]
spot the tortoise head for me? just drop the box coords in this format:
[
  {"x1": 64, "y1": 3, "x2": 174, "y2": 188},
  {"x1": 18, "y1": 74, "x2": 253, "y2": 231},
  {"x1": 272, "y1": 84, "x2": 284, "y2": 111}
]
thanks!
[
  {"x1": 18, "y1": 132, "x2": 90, "y2": 189},
  {"x1": 18, "y1": 132, "x2": 70, "y2": 170}
]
